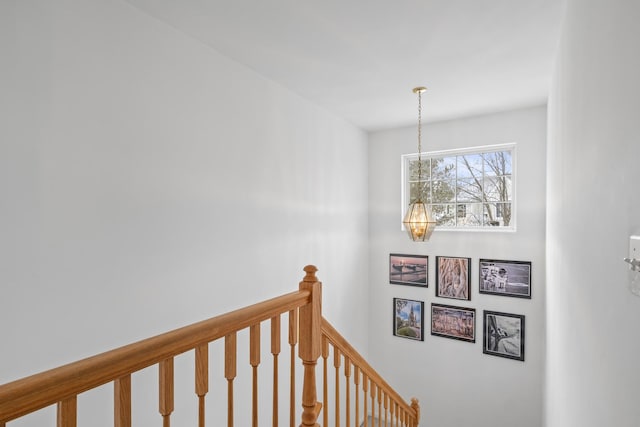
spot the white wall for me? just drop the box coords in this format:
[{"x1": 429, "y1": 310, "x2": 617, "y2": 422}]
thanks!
[
  {"x1": 0, "y1": 1, "x2": 368, "y2": 425},
  {"x1": 368, "y1": 106, "x2": 547, "y2": 427},
  {"x1": 545, "y1": 1, "x2": 640, "y2": 426}
]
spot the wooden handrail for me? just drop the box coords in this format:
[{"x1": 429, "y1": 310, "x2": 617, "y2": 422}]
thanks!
[
  {"x1": 0, "y1": 265, "x2": 420, "y2": 427},
  {"x1": 0, "y1": 289, "x2": 311, "y2": 423},
  {"x1": 321, "y1": 318, "x2": 420, "y2": 425}
]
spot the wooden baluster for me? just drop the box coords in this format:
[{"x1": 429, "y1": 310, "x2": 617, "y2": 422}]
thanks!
[
  {"x1": 389, "y1": 400, "x2": 395, "y2": 427},
  {"x1": 195, "y1": 344, "x2": 208, "y2": 427},
  {"x1": 115, "y1": 375, "x2": 131, "y2": 427},
  {"x1": 362, "y1": 374, "x2": 368, "y2": 427},
  {"x1": 333, "y1": 347, "x2": 341, "y2": 427},
  {"x1": 321, "y1": 336, "x2": 329, "y2": 427},
  {"x1": 393, "y1": 402, "x2": 400, "y2": 427},
  {"x1": 377, "y1": 386, "x2": 381, "y2": 427},
  {"x1": 370, "y1": 382, "x2": 376, "y2": 427},
  {"x1": 159, "y1": 358, "x2": 174, "y2": 427},
  {"x1": 298, "y1": 265, "x2": 322, "y2": 427},
  {"x1": 383, "y1": 393, "x2": 389, "y2": 427},
  {"x1": 250, "y1": 323, "x2": 261, "y2": 427},
  {"x1": 225, "y1": 332, "x2": 237, "y2": 427},
  {"x1": 353, "y1": 365, "x2": 360, "y2": 427},
  {"x1": 344, "y1": 357, "x2": 351, "y2": 427},
  {"x1": 57, "y1": 396, "x2": 77, "y2": 427},
  {"x1": 271, "y1": 315, "x2": 281, "y2": 427},
  {"x1": 411, "y1": 398, "x2": 420, "y2": 427},
  {"x1": 289, "y1": 309, "x2": 298, "y2": 427}
]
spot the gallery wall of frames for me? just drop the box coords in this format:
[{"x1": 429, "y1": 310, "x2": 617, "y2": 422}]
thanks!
[{"x1": 390, "y1": 253, "x2": 531, "y2": 361}]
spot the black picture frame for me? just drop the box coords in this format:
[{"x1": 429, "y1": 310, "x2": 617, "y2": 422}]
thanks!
[
  {"x1": 479, "y1": 259, "x2": 532, "y2": 298},
  {"x1": 393, "y1": 298, "x2": 425, "y2": 341},
  {"x1": 483, "y1": 310, "x2": 525, "y2": 361},
  {"x1": 435, "y1": 256, "x2": 471, "y2": 300},
  {"x1": 389, "y1": 254, "x2": 428, "y2": 287},
  {"x1": 431, "y1": 303, "x2": 476, "y2": 342}
]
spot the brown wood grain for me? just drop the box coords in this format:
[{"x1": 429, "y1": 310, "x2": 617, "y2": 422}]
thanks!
[
  {"x1": 298, "y1": 265, "x2": 321, "y2": 427},
  {"x1": 250, "y1": 324, "x2": 260, "y2": 427},
  {"x1": 159, "y1": 357, "x2": 174, "y2": 427},
  {"x1": 345, "y1": 357, "x2": 351, "y2": 427},
  {"x1": 56, "y1": 396, "x2": 76, "y2": 427},
  {"x1": 0, "y1": 290, "x2": 309, "y2": 423},
  {"x1": 114, "y1": 375, "x2": 131, "y2": 427},
  {"x1": 195, "y1": 344, "x2": 208, "y2": 427},
  {"x1": 0, "y1": 264, "x2": 418, "y2": 427},
  {"x1": 321, "y1": 318, "x2": 418, "y2": 423},
  {"x1": 225, "y1": 332, "x2": 237, "y2": 427},
  {"x1": 271, "y1": 315, "x2": 280, "y2": 427}
]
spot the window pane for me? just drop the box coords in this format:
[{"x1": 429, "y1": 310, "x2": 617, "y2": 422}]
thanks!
[
  {"x1": 457, "y1": 154, "x2": 483, "y2": 179},
  {"x1": 408, "y1": 159, "x2": 430, "y2": 181},
  {"x1": 483, "y1": 203, "x2": 512, "y2": 226},
  {"x1": 431, "y1": 204, "x2": 456, "y2": 226},
  {"x1": 409, "y1": 181, "x2": 431, "y2": 203},
  {"x1": 457, "y1": 203, "x2": 483, "y2": 226},
  {"x1": 431, "y1": 156, "x2": 456, "y2": 181},
  {"x1": 431, "y1": 179, "x2": 455, "y2": 203},
  {"x1": 456, "y1": 178, "x2": 483, "y2": 202},
  {"x1": 483, "y1": 175, "x2": 512, "y2": 202},
  {"x1": 456, "y1": 204, "x2": 467, "y2": 219},
  {"x1": 497, "y1": 203, "x2": 513, "y2": 226},
  {"x1": 484, "y1": 151, "x2": 512, "y2": 176}
]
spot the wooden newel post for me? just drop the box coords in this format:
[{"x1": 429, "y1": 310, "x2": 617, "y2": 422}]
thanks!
[
  {"x1": 298, "y1": 265, "x2": 322, "y2": 427},
  {"x1": 410, "y1": 398, "x2": 420, "y2": 427}
]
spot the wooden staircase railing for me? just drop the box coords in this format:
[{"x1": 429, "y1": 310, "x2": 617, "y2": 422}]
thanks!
[
  {"x1": 0, "y1": 265, "x2": 419, "y2": 427},
  {"x1": 321, "y1": 319, "x2": 420, "y2": 427}
]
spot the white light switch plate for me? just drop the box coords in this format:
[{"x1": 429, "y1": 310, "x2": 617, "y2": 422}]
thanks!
[{"x1": 630, "y1": 236, "x2": 640, "y2": 261}]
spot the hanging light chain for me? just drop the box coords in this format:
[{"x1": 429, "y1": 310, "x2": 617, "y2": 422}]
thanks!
[
  {"x1": 417, "y1": 89, "x2": 423, "y2": 183},
  {"x1": 413, "y1": 86, "x2": 427, "y2": 200}
]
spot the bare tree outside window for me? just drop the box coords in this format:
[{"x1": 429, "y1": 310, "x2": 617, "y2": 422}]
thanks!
[{"x1": 403, "y1": 146, "x2": 514, "y2": 229}]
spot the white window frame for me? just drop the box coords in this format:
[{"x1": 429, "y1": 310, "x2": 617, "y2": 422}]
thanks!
[{"x1": 401, "y1": 143, "x2": 517, "y2": 232}]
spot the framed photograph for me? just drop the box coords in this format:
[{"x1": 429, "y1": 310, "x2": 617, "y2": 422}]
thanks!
[
  {"x1": 389, "y1": 254, "x2": 428, "y2": 287},
  {"x1": 393, "y1": 298, "x2": 424, "y2": 341},
  {"x1": 431, "y1": 303, "x2": 476, "y2": 342},
  {"x1": 483, "y1": 311, "x2": 525, "y2": 361},
  {"x1": 479, "y1": 259, "x2": 532, "y2": 298},
  {"x1": 435, "y1": 256, "x2": 471, "y2": 300}
]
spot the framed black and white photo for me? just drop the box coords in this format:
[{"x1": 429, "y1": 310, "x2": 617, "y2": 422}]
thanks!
[
  {"x1": 479, "y1": 259, "x2": 531, "y2": 298},
  {"x1": 393, "y1": 298, "x2": 424, "y2": 341},
  {"x1": 483, "y1": 310, "x2": 525, "y2": 361},
  {"x1": 431, "y1": 303, "x2": 476, "y2": 343},
  {"x1": 389, "y1": 254, "x2": 428, "y2": 287},
  {"x1": 435, "y1": 256, "x2": 471, "y2": 300}
]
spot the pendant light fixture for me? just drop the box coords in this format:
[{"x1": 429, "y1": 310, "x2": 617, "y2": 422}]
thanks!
[{"x1": 402, "y1": 86, "x2": 436, "y2": 242}]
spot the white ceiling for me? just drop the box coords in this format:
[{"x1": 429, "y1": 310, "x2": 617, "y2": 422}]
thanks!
[{"x1": 125, "y1": 0, "x2": 566, "y2": 131}]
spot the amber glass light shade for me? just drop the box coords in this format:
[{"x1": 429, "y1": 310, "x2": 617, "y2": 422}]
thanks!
[{"x1": 402, "y1": 200, "x2": 436, "y2": 242}]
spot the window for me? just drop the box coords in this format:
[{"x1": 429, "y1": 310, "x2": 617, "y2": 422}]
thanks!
[{"x1": 402, "y1": 144, "x2": 515, "y2": 230}]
